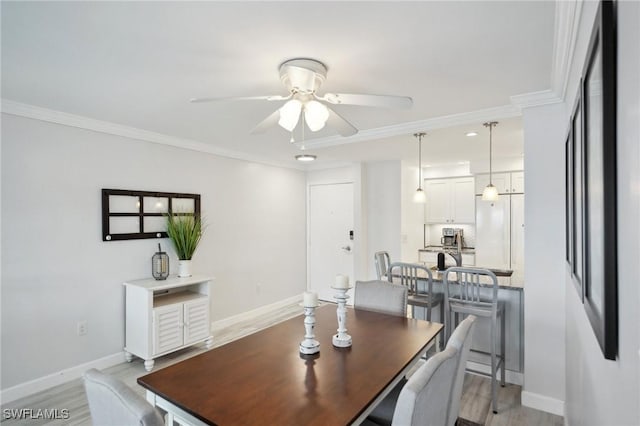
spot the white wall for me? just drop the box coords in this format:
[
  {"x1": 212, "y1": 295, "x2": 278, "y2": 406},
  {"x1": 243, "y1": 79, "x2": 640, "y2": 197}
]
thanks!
[
  {"x1": 562, "y1": 1, "x2": 640, "y2": 424},
  {"x1": 363, "y1": 161, "x2": 401, "y2": 279},
  {"x1": 521, "y1": 102, "x2": 567, "y2": 414},
  {"x1": 1, "y1": 113, "x2": 307, "y2": 390},
  {"x1": 400, "y1": 160, "x2": 424, "y2": 263}
]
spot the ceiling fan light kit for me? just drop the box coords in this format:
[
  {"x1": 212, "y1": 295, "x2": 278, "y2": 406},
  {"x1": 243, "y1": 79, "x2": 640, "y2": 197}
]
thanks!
[
  {"x1": 278, "y1": 100, "x2": 303, "y2": 132},
  {"x1": 190, "y1": 57, "x2": 412, "y2": 139}
]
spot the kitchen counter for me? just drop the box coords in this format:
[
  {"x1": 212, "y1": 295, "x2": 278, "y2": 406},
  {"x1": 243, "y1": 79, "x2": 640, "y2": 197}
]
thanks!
[
  {"x1": 399, "y1": 261, "x2": 524, "y2": 290},
  {"x1": 420, "y1": 245, "x2": 476, "y2": 254},
  {"x1": 427, "y1": 264, "x2": 524, "y2": 290},
  {"x1": 395, "y1": 260, "x2": 524, "y2": 377}
]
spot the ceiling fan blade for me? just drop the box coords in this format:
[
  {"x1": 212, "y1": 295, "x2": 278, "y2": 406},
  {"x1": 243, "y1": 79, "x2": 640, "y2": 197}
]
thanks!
[
  {"x1": 250, "y1": 109, "x2": 281, "y2": 134},
  {"x1": 319, "y1": 93, "x2": 413, "y2": 109},
  {"x1": 326, "y1": 106, "x2": 358, "y2": 137},
  {"x1": 190, "y1": 95, "x2": 290, "y2": 103}
]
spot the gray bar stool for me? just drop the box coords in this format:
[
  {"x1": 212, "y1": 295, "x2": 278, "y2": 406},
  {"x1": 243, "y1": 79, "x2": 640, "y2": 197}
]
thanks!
[
  {"x1": 374, "y1": 251, "x2": 391, "y2": 280},
  {"x1": 442, "y1": 266, "x2": 505, "y2": 414},
  {"x1": 387, "y1": 262, "x2": 444, "y2": 324}
]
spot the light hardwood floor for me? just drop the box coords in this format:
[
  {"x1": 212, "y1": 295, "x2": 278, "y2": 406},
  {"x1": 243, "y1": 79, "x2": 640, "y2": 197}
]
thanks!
[{"x1": 1, "y1": 303, "x2": 563, "y2": 426}]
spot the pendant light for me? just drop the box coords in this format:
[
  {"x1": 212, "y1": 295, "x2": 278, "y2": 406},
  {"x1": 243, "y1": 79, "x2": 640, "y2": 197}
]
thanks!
[
  {"x1": 413, "y1": 132, "x2": 427, "y2": 204},
  {"x1": 482, "y1": 121, "x2": 499, "y2": 201}
]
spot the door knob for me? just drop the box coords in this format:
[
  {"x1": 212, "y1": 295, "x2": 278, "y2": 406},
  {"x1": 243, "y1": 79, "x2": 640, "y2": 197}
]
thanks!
[{"x1": 341, "y1": 246, "x2": 352, "y2": 252}]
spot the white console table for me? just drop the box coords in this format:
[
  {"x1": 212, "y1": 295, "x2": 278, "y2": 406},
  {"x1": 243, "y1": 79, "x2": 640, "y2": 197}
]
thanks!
[{"x1": 123, "y1": 275, "x2": 214, "y2": 371}]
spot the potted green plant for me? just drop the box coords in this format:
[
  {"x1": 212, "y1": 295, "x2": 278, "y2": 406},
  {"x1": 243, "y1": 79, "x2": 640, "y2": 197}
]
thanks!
[{"x1": 166, "y1": 214, "x2": 204, "y2": 277}]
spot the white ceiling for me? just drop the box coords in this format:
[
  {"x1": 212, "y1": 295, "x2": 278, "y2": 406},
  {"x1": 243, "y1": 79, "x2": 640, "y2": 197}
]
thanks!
[{"x1": 1, "y1": 1, "x2": 555, "y2": 169}]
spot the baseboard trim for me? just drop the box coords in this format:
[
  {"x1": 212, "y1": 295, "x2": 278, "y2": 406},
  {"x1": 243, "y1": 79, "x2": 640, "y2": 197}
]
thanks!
[
  {"x1": 521, "y1": 390, "x2": 565, "y2": 416},
  {"x1": 211, "y1": 295, "x2": 302, "y2": 333},
  {"x1": 2, "y1": 295, "x2": 304, "y2": 405},
  {"x1": 465, "y1": 360, "x2": 524, "y2": 386},
  {"x1": 0, "y1": 352, "x2": 125, "y2": 404}
]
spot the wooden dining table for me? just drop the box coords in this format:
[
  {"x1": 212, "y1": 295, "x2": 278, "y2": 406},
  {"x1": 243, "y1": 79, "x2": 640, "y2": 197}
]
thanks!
[{"x1": 138, "y1": 304, "x2": 443, "y2": 425}]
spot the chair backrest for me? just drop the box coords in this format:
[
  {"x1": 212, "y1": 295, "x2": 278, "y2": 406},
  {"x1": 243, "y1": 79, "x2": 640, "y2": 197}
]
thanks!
[
  {"x1": 391, "y1": 346, "x2": 458, "y2": 426},
  {"x1": 445, "y1": 315, "x2": 477, "y2": 426},
  {"x1": 374, "y1": 251, "x2": 391, "y2": 280},
  {"x1": 442, "y1": 267, "x2": 498, "y2": 338},
  {"x1": 387, "y1": 262, "x2": 434, "y2": 295},
  {"x1": 354, "y1": 280, "x2": 408, "y2": 317},
  {"x1": 83, "y1": 368, "x2": 164, "y2": 426}
]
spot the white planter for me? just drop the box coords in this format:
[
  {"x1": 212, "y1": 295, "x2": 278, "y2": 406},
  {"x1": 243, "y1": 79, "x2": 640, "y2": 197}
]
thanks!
[{"x1": 178, "y1": 260, "x2": 192, "y2": 278}]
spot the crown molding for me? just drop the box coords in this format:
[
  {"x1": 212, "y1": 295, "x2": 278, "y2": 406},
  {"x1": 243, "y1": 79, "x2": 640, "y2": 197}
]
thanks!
[
  {"x1": 300, "y1": 104, "x2": 521, "y2": 150},
  {"x1": 510, "y1": 89, "x2": 563, "y2": 110},
  {"x1": 551, "y1": 0, "x2": 583, "y2": 101},
  {"x1": 0, "y1": 99, "x2": 306, "y2": 171}
]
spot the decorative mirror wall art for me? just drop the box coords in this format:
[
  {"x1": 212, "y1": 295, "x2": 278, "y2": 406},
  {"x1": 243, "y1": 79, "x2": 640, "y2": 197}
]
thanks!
[
  {"x1": 102, "y1": 189, "x2": 201, "y2": 241},
  {"x1": 580, "y1": 0, "x2": 617, "y2": 360}
]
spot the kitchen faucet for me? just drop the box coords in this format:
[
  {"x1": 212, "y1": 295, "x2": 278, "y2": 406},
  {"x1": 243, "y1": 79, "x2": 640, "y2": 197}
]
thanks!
[
  {"x1": 446, "y1": 229, "x2": 463, "y2": 266},
  {"x1": 447, "y1": 250, "x2": 463, "y2": 267}
]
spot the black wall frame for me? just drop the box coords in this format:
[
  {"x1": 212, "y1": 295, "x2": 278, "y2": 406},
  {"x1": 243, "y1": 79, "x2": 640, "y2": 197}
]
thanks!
[
  {"x1": 102, "y1": 189, "x2": 201, "y2": 241},
  {"x1": 581, "y1": 0, "x2": 618, "y2": 360},
  {"x1": 571, "y1": 84, "x2": 585, "y2": 302}
]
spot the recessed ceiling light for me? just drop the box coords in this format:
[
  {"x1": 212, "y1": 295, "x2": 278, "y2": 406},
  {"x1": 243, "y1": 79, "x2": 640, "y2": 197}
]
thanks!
[
  {"x1": 466, "y1": 131, "x2": 478, "y2": 137},
  {"x1": 295, "y1": 154, "x2": 317, "y2": 162}
]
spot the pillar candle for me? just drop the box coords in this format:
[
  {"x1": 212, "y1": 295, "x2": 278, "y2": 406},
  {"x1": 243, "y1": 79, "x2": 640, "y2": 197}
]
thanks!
[
  {"x1": 335, "y1": 274, "x2": 349, "y2": 289},
  {"x1": 303, "y1": 291, "x2": 319, "y2": 307}
]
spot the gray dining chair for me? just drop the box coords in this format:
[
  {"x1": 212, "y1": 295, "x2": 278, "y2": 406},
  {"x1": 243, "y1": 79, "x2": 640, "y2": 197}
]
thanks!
[
  {"x1": 354, "y1": 280, "x2": 408, "y2": 317},
  {"x1": 83, "y1": 368, "x2": 165, "y2": 426},
  {"x1": 374, "y1": 251, "x2": 391, "y2": 280},
  {"x1": 445, "y1": 315, "x2": 477, "y2": 426},
  {"x1": 365, "y1": 315, "x2": 477, "y2": 426},
  {"x1": 443, "y1": 266, "x2": 505, "y2": 414}
]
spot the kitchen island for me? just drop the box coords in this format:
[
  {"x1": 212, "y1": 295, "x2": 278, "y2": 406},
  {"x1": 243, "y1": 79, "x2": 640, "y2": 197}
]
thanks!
[{"x1": 399, "y1": 260, "x2": 524, "y2": 383}]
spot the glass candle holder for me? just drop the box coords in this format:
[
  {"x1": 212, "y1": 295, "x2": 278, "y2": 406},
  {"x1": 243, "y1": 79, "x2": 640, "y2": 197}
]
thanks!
[{"x1": 152, "y1": 243, "x2": 169, "y2": 280}]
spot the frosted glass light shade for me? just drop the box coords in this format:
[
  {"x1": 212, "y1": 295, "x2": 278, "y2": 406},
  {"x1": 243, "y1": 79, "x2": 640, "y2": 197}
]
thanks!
[
  {"x1": 413, "y1": 188, "x2": 426, "y2": 203},
  {"x1": 482, "y1": 184, "x2": 499, "y2": 201},
  {"x1": 304, "y1": 100, "x2": 330, "y2": 131},
  {"x1": 278, "y1": 100, "x2": 303, "y2": 131}
]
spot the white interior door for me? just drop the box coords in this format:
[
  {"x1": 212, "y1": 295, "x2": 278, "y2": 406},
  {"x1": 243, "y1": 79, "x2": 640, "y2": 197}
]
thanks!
[{"x1": 308, "y1": 183, "x2": 354, "y2": 302}]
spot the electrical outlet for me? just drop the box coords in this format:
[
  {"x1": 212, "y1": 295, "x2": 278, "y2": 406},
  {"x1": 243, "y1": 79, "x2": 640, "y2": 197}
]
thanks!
[{"x1": 77, "y1": 321, "x2": 88, "y2": 336}]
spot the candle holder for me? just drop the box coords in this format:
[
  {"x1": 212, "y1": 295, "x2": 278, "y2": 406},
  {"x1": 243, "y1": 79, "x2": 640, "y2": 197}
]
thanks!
[
  {"x1": 331, "y1": 286, "x2": 353, "y2": 347},
  {"x1": 299, "y1": 305, "x2": 320, "y2": 355}
]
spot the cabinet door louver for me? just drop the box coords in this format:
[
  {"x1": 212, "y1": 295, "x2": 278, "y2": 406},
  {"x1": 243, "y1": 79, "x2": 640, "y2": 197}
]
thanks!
[
  {"x1": 153, "y1": 304, "x2": 183, "y2": 355},
  {"x1": 183, "y1": 299, "x2": 210, "y2": 345}
]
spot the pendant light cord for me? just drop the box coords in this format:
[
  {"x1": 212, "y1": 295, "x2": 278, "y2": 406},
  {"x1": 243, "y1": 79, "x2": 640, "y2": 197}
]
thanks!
[
  {"x1": 483, "y1": 122, "x2": 498, "y2": 185},
  {"x1": 489, "y1": 124, "x2": 493, "y2": 184},
  {"x1": 414, "y1": 132, "x2": 426, "y2": 190}
]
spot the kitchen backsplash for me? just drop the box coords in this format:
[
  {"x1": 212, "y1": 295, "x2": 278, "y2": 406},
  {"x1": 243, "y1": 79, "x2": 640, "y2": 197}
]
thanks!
[{"x1": 424, "y1": 224, "x2": 476, "y2": 248}]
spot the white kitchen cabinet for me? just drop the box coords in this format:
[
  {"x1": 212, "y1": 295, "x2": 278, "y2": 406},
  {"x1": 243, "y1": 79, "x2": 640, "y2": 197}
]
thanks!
[
  {"x1": 474, "y1": 172, "x2": 524, "y2": 195},
  {"x1": 510, "y1": 172, "x2": 525, "y2": 193},
  {"x1": 124, "y1": 275, "x2": 213, "y2": 371},
  {"x1": 419, "y1": 251, "x2": 438, "y2": 264},
  {"x1": 424, "y1": 177, "x2": 475, "y2": 224},
  {"x1": 475, "y1": 193, "x2": 524, "y2": 273},
  {"x1": 475, "y1": 195, "x2": 511, "y2": 270},
  {"x1": 462, "y1": 253, "x2": 476, "y2": 266}
]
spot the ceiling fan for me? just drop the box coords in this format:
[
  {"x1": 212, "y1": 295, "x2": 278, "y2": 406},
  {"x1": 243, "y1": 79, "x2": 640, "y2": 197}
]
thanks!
[{"x1": 190, "y1": 58, "x2": 413, "y2": 138}]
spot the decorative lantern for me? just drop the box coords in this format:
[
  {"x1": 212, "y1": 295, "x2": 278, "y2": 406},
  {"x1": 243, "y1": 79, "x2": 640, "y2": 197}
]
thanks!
[{"x1": 152, "y1": 243, "x2": 169, "y2": 280}]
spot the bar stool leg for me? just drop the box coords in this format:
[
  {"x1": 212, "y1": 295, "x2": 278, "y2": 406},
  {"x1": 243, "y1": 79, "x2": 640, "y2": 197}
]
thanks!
[
  {"x1": 501, "y1": 310, "x2": 506, "y2": 387},
  {"x1": 491, "y1": 314, "x2": 498, "y2": 414}
]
